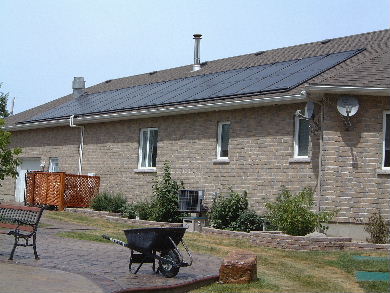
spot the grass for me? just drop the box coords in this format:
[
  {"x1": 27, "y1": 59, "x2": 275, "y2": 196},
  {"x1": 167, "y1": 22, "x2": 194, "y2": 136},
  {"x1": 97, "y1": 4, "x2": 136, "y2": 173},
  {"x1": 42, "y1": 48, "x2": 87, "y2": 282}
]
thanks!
[
  {"x1": 43, "y1": 211, "x2": 389, "y2": 293},
  {"x1": 45, "y1": 211, "x2": 135, "y2": 243}
]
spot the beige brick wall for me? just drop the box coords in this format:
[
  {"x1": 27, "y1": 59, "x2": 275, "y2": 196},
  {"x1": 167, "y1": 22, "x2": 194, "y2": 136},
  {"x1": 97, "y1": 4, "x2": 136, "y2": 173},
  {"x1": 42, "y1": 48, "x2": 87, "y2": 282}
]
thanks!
[
  {"x1": 1, "y1": 95, "x2": 388, "y2": 225},
  {"x1": 80, "y1": 102, "x2": 319, "y2": 210},
  {"x1": 319, "y1": 95, "x2": 390, "y2": 223}
]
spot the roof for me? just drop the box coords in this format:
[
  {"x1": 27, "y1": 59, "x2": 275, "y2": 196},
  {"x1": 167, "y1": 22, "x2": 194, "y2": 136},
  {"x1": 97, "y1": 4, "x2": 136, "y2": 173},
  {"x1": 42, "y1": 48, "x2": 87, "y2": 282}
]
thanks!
[{"x1": 6, "y1": 29, "x2": 390, "y2": 129}]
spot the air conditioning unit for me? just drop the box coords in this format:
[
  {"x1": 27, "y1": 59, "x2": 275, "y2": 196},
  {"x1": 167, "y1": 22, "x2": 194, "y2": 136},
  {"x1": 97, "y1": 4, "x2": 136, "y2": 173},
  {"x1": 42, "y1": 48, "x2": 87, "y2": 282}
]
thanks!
[{"x1": 178, "y1": 190, "x2": 204, "y2": 212}]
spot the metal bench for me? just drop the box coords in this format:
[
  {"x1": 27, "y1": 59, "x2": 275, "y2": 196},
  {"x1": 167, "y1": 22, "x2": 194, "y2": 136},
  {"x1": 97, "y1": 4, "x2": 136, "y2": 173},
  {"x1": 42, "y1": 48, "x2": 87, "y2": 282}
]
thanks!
[{"x1": 0, "y1": 204, "x2": 44, "y2": 260}]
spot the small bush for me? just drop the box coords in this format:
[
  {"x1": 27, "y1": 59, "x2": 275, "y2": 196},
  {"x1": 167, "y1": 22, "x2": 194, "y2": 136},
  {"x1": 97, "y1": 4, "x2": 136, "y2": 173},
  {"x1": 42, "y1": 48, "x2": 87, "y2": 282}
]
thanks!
[
  {"x1": 230, "y1": 210, "x2": 264, "y2": 232},
  {"x1": 91, "y1": 192, "x2": 111, "y2": 211},
  {"x1": 209, "y1": 188, "x2": 249, "y2": 230},
  {"x1": 209, "y1": 188, "x2": 263, "y2": 232},
  {"x1": 365, "y1": 210, "x2": 389, "y2": 244},
  {"x1": 133, "y1": 201, "x2": 153, "y2": 220},
  {"x1": 148, "y1": 162, "x2": 184, "y2": 223},
  {"x1": 120, "y1": 203, "x2": 137, "y2": 219},
  {"x1": 265, "y1": 186, "x2": 336, "y2": 236},
  {"x1": 91, "y1": 192, "x2": 127, "y2": 213}
]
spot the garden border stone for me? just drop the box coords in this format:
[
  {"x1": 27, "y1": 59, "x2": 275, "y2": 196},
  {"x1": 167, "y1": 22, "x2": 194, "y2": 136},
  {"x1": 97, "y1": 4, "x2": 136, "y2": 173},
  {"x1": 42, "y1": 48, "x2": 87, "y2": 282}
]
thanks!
[{"x1": 66, "y1": 209, "x2": 390, "y2": 251}]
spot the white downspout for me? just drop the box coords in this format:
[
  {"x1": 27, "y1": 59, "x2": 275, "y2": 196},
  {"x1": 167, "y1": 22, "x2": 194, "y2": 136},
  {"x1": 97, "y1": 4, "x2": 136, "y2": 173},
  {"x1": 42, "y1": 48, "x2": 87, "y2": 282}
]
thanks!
[
  {"x1": 317, "y1": 103, "x2": 324, "y2": 212},
  {"x1": 69, "y1": 115, "x2": 84, "y2": 175}
]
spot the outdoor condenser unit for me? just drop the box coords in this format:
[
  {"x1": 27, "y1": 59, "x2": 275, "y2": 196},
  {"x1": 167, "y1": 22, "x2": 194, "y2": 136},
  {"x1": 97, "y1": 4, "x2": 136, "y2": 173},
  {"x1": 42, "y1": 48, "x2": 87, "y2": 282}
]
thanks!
[{"x1": 178, "y1": 190, "x2": 204, "y2": 212}]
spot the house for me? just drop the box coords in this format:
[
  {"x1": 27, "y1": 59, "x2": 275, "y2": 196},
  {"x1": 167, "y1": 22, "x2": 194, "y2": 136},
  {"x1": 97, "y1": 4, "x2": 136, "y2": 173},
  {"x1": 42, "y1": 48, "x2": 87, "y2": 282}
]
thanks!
[{"x1": 2, "y1": 30, "x2": 389, "y2": 240}]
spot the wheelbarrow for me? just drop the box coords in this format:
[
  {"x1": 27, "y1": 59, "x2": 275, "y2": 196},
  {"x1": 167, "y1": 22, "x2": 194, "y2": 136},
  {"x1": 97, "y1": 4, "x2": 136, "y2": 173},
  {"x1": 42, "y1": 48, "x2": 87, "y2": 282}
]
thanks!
[{"x1": 102, "y1": 227, "x2": 192, "y2": 278}]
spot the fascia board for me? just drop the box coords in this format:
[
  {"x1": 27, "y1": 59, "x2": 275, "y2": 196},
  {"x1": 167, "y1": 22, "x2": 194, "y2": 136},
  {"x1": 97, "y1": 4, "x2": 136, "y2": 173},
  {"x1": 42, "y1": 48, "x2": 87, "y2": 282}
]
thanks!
[{"x1": 6, "y1": 94, "x2": 306, "y2": 131}]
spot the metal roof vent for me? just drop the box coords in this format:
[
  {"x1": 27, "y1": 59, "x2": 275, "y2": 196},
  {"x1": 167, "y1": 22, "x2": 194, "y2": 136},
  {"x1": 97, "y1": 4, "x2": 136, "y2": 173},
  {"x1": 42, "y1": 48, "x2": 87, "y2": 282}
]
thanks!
[
  {"x1": 320, "y1": 39, "x2": 331, "y2": 44},
  {"x1": 192, "y1": 34, "x2": 202, "y2": 71},
  {"x1": 72, "y1": 77, "x2": 85, "y2": 99}
]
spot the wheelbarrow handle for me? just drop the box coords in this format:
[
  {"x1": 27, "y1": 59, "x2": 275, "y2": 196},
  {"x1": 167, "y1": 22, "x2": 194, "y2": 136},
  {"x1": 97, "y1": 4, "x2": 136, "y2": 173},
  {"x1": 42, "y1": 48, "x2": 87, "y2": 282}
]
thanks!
[{"x1": 102, "y1": 234, "x2": 129, "y2": 248}]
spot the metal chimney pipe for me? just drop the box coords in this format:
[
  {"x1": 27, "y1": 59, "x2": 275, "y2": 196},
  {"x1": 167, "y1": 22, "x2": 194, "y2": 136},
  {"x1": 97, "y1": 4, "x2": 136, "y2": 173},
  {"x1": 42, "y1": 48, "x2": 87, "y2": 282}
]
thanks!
[
  {"x1": 72, "y1": 77, "x2": 85, "y2": 99},
  {"x1": 193, "y1": 34, "x2": 202, "y2": 71}
]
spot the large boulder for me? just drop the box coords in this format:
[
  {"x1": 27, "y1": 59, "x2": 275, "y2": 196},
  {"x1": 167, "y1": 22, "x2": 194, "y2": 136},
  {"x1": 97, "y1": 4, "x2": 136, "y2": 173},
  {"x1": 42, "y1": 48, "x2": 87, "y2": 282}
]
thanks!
[{"x1": 219, "y1": 250, "x2": 257, "y2": 284}]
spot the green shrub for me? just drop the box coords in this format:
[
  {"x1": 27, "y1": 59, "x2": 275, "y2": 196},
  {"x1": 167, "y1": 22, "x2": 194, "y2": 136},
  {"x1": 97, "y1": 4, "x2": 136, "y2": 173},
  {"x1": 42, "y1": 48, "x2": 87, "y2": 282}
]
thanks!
[
  {"x1": 230, "y1": 210, "x2": 264, "y2": 232},
  {"x1": 210, "y1": 188, "x2": 261, "y2": 231},
  {"x1": 91, "y1": 192, "x2": 111, "y2": 211},
  {"x1": 120, "y1": 203, "x2": 137, "y2": 219},
  {"x1": 365, "y1": 210, "x2": 389, "y2": 244},
  {"x1": 148, "y1": 162, "x2": 184, "y2": 223},
  {"x1": 91, "y1": 192, "x2": 127, "y2": 213},
  {"x1": 133, "y1": 201, "x2": 153, "y2": 220},
  {"x1": 265, "y1": 186, "x2": 336, "y2": 236}
]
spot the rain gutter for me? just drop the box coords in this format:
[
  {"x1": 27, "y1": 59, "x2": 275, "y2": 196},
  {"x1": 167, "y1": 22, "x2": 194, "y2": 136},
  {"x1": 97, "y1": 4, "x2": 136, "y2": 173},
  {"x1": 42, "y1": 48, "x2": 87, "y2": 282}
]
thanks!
[
  {"x1": 6, "y1": 93, "x2": 306, "y2": 131},
  {"x1": 304, "y1": 84, "x2": 390, "y2": 97}
]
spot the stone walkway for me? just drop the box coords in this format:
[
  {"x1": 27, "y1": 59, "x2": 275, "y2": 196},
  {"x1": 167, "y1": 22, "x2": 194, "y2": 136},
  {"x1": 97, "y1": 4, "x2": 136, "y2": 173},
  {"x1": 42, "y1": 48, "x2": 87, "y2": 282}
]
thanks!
[{"x1": 0, "y1": 215, "x2": 221, "y2": 293}]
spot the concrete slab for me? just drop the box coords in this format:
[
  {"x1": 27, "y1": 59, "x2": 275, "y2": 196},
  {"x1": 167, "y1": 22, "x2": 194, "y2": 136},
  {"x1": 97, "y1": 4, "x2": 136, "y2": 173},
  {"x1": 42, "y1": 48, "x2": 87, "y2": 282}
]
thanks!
[{"x1": 0, "y1": 262, "x2": 104, "y2": 293}]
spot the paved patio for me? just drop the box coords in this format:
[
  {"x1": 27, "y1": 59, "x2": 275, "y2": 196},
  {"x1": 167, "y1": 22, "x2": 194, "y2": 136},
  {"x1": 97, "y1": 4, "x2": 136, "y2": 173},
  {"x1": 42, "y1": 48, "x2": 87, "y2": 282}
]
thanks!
[{"x1": 0, "y1": 215, "x2": 221, "y2": 293}]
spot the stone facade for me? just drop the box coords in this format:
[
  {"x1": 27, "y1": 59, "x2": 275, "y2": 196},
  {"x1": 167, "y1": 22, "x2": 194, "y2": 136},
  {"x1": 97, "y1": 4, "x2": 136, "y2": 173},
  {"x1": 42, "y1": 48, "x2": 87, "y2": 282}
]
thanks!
[{"x1": 1, "y1": 94, "x2": 389, "y2": 229}]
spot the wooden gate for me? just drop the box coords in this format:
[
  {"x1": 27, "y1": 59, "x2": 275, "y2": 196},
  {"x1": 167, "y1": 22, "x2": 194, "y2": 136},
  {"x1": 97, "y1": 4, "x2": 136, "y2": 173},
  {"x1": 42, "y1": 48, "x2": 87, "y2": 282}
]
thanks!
[{"x1": 25, "y1": 172, "x2": 100, "y2": 211}]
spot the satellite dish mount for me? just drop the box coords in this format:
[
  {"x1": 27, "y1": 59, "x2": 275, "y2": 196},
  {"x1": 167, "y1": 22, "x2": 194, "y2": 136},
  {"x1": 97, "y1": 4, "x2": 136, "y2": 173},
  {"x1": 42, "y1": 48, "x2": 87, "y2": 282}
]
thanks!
[
  {"x1": 295, "y1": 101, "x2": 320, "y2": 134},
  {"x1": 337, "y1": 96, "x2": 359, "y2": 131}
]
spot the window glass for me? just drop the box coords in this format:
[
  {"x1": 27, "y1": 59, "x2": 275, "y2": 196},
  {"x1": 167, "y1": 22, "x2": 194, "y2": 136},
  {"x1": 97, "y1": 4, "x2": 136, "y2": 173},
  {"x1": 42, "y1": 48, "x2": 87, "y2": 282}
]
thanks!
[
  {"x1": 298, "y1": 118, "x2": 309, "y2": 157},
  {"x1": 149, "y1": 129, "x2": 158, "y2": 167},
  {"x1": 218, "y1": 122, "x2": 230, "y2": 158},
  {"x1": 141, "y1": 130, "x2": 148, "y2": 168},
  {"x1": 139, "y1": 128, "x2": 158, "y2": 168},
  {"x1": 49, "y1": 157, "x2": 59, "y2": 172},
  {"x1": 385, "y1": 113, "x2": 390, "y2": 167}
]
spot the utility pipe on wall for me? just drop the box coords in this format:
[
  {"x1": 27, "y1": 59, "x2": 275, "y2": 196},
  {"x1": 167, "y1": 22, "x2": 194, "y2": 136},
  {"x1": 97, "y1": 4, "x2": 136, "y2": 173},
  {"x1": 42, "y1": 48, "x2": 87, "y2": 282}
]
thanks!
[
  {"x1": 69, "y1": 115, "x2": 84, "y2": 175},
  {"x1": 317, "y1": 102, "x2": 324, "y2": 212},
  {"x1": 303, "y1": 89, "x2": 324, "y2": 212}
]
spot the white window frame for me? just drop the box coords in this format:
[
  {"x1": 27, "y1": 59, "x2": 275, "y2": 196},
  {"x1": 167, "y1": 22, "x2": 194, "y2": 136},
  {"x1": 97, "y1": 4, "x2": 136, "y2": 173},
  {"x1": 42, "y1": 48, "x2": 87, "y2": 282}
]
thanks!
[
  {"x1": 138, "y1": 128, "x2": 158, "y2": 169},
  {"x1": 48, "y1": 157, "x2": 60, "y2": 172},
  {"x1": 383, "y1": 111, "x2": 390, "y2": 170},
  {"x1": 217, "y1": 121, "x2": 230, "y2": 159},
  {"x1": 294, "y1": 115, "x2": 309, "y2": 158}
]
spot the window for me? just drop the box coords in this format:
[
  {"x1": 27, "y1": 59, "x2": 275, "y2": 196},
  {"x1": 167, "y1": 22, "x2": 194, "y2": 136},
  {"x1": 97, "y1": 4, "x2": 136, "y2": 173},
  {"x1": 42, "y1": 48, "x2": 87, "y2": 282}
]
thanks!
[
  {"x1": 138, "y1": 128, "x2": 158, "y2": 169},
  {"x1": 217, "y1": 122, "x2": 230, "y2": 159},
  {"x1": 383, "y1": 111, "x2": 390, "y2": 169},
  {"x1": 294, "y1": 116, "x2": 309, "y2": 158},
  {"x1": 48, "y1": 157, "x2": 60, "y2": 172}
]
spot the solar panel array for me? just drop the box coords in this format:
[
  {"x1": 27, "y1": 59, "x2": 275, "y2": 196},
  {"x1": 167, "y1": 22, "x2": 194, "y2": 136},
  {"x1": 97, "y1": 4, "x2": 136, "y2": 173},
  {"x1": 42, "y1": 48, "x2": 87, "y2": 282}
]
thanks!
[{"x1": 29, "y1": 49, "x2": 363, "y2": 122}]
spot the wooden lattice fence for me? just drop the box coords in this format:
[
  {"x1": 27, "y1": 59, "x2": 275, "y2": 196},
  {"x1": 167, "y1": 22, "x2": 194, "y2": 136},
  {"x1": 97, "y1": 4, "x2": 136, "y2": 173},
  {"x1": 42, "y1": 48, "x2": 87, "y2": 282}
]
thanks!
[{"x1": 25, "y1": 172, "x2": 100, "y2": 211}]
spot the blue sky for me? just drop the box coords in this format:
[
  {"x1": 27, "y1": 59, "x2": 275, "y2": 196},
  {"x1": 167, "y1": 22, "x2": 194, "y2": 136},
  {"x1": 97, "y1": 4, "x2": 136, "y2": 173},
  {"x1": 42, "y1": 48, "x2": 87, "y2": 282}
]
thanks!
[{"x1": 1, "y1": 0, "x2": 389, "y2": 114}]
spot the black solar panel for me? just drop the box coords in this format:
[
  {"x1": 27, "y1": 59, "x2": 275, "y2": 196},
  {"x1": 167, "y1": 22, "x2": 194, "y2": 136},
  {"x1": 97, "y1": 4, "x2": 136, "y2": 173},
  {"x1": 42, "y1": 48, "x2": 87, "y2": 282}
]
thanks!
[{"x1": 28, "y1": 48, "x2": 363, "y2": 122}]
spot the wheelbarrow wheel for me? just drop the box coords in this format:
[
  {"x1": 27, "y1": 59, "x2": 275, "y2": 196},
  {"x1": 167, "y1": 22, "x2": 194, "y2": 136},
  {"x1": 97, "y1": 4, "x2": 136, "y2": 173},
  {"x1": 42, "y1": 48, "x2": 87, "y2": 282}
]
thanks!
[{"x1": 158, "y1": 250, "x2": 180, "y2": 278}]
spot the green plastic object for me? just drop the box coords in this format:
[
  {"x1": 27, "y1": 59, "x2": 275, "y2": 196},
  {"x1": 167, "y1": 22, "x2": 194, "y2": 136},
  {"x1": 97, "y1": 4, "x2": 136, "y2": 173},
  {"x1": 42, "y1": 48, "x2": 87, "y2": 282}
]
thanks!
[
  {"x1": 353, "y1": 255, "x2": 389, "y2": 261},
  {"x1": 355, "y1": 271, "x2": 390, "y2": 281}
]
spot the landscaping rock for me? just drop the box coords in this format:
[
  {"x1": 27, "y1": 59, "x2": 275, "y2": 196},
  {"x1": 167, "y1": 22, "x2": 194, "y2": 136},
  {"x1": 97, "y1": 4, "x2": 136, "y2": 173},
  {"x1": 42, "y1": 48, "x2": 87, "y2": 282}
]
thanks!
[
  {"x1": 219, "y1": 250, "x2": 257, "y2": 284},
  {"x1": 305, "y1": 231, "x2": 327, "y2": 238}
]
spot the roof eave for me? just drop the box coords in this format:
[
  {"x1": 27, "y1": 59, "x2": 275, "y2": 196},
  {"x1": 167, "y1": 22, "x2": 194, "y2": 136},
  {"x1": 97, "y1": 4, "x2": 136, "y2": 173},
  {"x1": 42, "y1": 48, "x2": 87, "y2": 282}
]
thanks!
[
  {"x1": 305, "y1": 84, "x2": 390, "y2": 97},
  {"x1": 6, "y1": 93, "x2": 306, "y2": 131}
]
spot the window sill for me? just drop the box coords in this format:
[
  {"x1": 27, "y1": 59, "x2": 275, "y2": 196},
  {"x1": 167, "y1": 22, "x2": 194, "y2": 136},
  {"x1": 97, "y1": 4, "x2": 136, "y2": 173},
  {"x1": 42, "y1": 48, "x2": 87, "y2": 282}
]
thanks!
[
  {"x1": 212, "y1": 158, "x2": 230, "y2": 165},
  {"x1": 376, "y1": 169, "x2": 390, "y2": 175},
  {"x1": 133, "y1": 168, "x2": 157, "y2": 173},
  {"x1": 289, "y1": 157, "x2": 311, "y2": 163}
]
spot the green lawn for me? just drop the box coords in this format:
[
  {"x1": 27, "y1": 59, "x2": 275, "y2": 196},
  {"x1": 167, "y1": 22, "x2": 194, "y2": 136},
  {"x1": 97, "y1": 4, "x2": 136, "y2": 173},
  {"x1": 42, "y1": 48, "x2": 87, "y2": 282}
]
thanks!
[{"x1": 44, "y1": 211, "x2": 389, "y2": 293}]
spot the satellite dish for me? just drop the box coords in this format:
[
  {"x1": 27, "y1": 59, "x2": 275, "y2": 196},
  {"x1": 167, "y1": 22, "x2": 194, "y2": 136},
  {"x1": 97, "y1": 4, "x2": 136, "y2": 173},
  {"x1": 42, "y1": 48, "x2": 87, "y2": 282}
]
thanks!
[
  {"x1": 337, "y1": 96, "x2": 359, "y2": 116},
  {"x1": 304, "y1": 101, "x2": 315, "y2": 119}
]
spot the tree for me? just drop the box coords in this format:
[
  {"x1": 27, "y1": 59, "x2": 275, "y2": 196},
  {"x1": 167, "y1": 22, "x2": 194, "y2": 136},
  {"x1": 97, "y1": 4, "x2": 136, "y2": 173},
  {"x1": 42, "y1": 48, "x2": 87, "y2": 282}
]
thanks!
[
  {"x1": 0, "y1": 83, "x2": 10, "y2": 118},
  {"x1": 0, "y1": 83, "x2": 21, "y2": 184}
]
